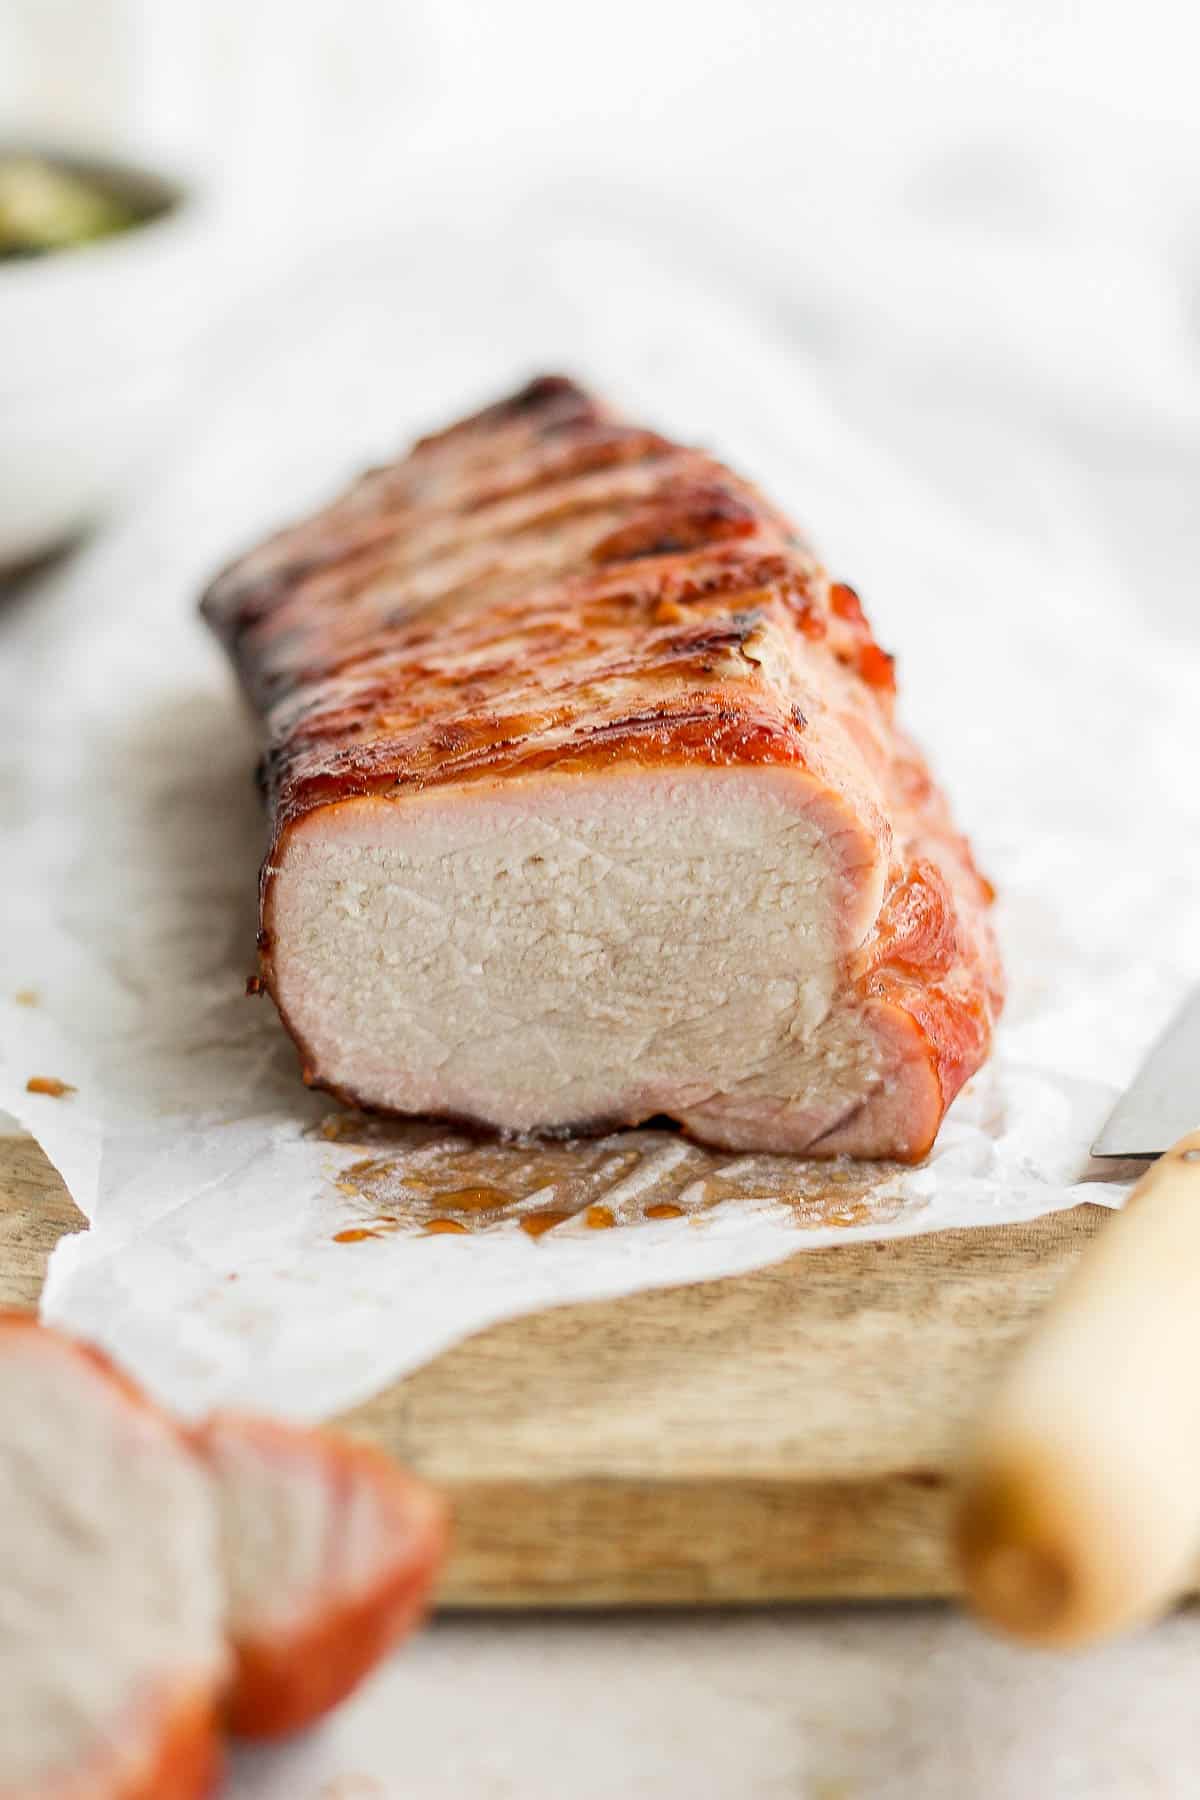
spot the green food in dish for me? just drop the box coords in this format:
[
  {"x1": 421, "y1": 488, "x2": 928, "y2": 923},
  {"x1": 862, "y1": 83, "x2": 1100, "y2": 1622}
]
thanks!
[{"x1": 0, "y1": 155, "x2": 141, "y2": 260}]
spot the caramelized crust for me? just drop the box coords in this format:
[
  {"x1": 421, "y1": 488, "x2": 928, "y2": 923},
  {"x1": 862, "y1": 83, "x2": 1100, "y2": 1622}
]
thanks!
[{"x1": 203, "y1": 377, "x2": 1002, "y2": 1159}]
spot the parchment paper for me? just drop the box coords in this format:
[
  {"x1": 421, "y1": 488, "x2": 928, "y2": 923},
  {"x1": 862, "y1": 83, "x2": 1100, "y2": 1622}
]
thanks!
[{"x1": 1, "y1": 217, "x2": 1194, "y2": 1420}]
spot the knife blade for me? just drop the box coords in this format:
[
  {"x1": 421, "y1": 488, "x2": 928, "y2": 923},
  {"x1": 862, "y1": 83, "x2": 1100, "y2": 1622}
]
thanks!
[{"x1": 1091, "y1": 986, "x2": 1200, "y2": 1159}]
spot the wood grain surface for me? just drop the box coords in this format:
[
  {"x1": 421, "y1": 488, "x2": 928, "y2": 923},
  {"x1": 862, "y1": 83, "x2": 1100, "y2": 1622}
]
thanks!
[{"x1": 0, "y1": 1132, "x2": 1104, "y2": 1608}]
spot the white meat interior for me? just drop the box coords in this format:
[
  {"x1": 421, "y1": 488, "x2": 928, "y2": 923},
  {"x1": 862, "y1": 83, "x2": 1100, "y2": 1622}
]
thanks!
[
  {"x1": 0, "y1": 1337, "x2": 224, "y2": 1787},
  {"x1": 204, "y1": 1421, "x2": 398, "y2": 1638},
  {"x1": 270, "y1": 767, "x2": 888, "y2": 1141}
]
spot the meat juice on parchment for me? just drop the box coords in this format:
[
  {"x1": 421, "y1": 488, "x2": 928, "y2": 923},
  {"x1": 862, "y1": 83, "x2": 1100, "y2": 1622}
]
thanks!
[{"x1": 313, "y1": 1113, "x2": 907, "y2": 1243}]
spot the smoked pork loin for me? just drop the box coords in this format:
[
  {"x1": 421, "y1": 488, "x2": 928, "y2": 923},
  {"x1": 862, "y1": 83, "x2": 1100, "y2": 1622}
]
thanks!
[
  {"x1": 203, "y1": 377, "x2": 1002, "y2": 1161},
  {"x1": 0, "y1": 1315, "x2": 447, "y2": 1797},
  {"x1": 0, "y1": 1317, "x2": 227, "y2": 1800}
]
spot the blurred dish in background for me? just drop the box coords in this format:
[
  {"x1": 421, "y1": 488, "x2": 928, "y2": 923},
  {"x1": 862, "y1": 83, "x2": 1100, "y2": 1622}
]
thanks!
[
  {"x1": 0, "y1": 144, "x2": 213, "y2": 571},
  {"x1": 0, "y1": 149, "x2": 160, "y2": 260}
]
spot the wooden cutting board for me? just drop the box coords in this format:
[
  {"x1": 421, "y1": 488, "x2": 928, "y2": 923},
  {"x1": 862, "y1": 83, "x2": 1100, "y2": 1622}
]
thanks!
[{"x1": 0, "y1": 1131, "x2": 1103, "y2": 1609}]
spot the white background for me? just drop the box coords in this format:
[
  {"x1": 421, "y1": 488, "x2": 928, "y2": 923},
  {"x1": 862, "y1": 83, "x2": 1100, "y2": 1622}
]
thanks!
[{"x1": 3, "y1": 3, "x2": 1200, "y2": 1795}]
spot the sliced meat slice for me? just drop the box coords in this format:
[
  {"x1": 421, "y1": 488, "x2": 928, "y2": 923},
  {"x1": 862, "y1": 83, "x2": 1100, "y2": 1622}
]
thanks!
[
  {"x1": 194, "y1": 1414, "x2": 448, "y2": 1740},
  {"x1": 203, "y1": 376, "x2": 1003, "y2": 1161},
  {"x1": 0, "y1": 1315, "x2": 226, "y2": 1800}
]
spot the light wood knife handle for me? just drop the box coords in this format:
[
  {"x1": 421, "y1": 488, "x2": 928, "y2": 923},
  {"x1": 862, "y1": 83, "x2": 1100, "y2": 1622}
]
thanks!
[{"x1": 955, "y1": 1128, "x2": 1200, "y2": 1646}]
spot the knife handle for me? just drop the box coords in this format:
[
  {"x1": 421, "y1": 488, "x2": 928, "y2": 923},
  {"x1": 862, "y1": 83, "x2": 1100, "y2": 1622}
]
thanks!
[{"x1": 955, "y1": 1128, "x2": 1200, "y2": 1646}]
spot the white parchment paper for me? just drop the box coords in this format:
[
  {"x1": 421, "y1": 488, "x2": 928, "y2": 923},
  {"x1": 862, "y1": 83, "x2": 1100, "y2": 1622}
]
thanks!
[{"x1": 1, "y1": 208, "x2": 1195, "y2": 1420}]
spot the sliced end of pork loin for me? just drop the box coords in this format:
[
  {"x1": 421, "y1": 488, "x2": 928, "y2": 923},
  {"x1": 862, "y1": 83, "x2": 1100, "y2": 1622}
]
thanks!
[
  {"x1": 0, "y1": 1315, "x2": 227, "y2": 1800},
  {"x1": 267, "y1": 763, "x2": 911, "y2": 1153},
  {"x1": 204, "y1": 375, "x2": 1003, "y2": 1160},
  {"x1": 194, "y1": 1413, "x2": 449, "y2": 1741}
]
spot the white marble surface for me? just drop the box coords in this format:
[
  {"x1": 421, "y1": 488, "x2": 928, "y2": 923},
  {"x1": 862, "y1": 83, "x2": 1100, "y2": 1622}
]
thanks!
[
  {"x1": 226, "y1": 1605, "x2": 1200, "y2": 1799},
  {"x1": 4, "y1": 5, "x2": 1200, "y2": 1793}
]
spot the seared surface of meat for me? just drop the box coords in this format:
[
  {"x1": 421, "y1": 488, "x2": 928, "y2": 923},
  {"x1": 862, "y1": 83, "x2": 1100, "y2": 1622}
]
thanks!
[{"x1": 203, "y1": 377, "x2": 1002, "y2": 1159}]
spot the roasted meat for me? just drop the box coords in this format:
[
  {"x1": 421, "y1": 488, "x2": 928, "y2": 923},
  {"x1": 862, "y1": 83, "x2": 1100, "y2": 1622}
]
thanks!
[
  {"x1": 0, "y1": 1316, "x2": 227, "y2": 1800},
  {"x1": 194, "y1": 1412, "x2": 447, "y2": 1740},
  {"x1": 203, "y1": 377, "x2": 1002, "y2": 1160},
  {"x1": 0, "y1": 1314, "x2": 448, "y2": 1793}
]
